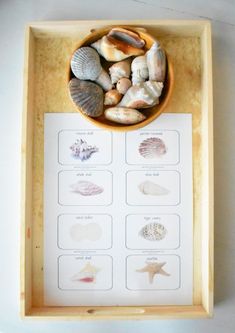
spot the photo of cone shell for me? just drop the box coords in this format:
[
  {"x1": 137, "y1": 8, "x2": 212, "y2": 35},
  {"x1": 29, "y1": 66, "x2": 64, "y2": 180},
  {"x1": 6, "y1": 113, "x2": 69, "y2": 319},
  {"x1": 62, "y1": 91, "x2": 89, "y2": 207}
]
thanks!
[
  {"x1": 70, "y1": 139, "x2": 98, "y2": 161},
  {"x1": 70, "y1": 47, "x2": 112, "y2": 91},
  {"x1": 138, "y1": 137, "x2": 167, "y2": 159},
  {"x1": 68, "y1": 78, "x2": 104, "y2": 117},
  {"x1": 139, "y1": 222, "x2": 167, "y2": 241},
  {"x1": 70, "y1": 180, "x2": 103, "y2": 196},
  {"x1": 138, "y1": 180, "x2": 169, "y2": 196}
]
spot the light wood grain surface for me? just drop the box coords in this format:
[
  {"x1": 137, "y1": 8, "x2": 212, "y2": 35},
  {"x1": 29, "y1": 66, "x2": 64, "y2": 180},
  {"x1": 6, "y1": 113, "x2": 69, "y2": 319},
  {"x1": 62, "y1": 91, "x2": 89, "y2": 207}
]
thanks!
[{"x1": 0, "y1": 0, "x2": 234, "y2": 332}]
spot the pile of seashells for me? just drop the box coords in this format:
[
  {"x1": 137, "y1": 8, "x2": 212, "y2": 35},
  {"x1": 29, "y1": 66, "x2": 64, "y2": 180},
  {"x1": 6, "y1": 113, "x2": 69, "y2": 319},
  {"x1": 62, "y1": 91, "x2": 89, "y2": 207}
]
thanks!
[{"x1": 69, "y1": 27, "x2": 166, "y2": 125}]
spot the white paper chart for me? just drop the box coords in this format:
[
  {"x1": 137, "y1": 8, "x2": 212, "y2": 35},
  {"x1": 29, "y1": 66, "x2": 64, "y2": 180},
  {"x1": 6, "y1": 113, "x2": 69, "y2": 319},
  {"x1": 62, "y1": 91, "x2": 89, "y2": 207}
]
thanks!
[{"x1": 44, "y1": 113, "x2": 193, "y2": 306}]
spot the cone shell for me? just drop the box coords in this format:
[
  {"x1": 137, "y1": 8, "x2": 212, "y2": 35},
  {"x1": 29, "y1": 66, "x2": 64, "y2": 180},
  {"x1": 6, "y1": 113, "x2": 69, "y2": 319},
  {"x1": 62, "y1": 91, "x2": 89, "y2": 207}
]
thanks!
[
  {"x1": 146, "y1": 41, "x2": 166, "y2": 82},
  {"x1": 131, "y1": 55, "x2": 149, "y2": 85},
  {"x1": 71, "y1": 47, "x2": 102, "y2": 81},
  {"x1": 109, "y1": 60, "x2": 131, "y2": 84},
  {"x1": 70, "y1": 180, "x2": 103, "y2": 196},
  {"x1": 104, "y1": 107, "x2": 146, "y2": 124},
  {"x1": 139, "y1": 223, "x2": 167, "y2": 241},
  {"x1": 69, "y1": 78, "x2": 104, "y2": 117},
  {"x1": 108, "y1": 27, "x2": 146, "y2": 48},
  {"x1": 138, "y1": 137, "x2": 167, "y2": 159},
  {"x1": 118, "y1": 81, "x2": 163, "y2": 109},
  {"x1": 91, "y1": 35, "x2": 144, "y2": 62},
  {"x1": 138, "y1": 180, "x2": 169, "y2": 195}
]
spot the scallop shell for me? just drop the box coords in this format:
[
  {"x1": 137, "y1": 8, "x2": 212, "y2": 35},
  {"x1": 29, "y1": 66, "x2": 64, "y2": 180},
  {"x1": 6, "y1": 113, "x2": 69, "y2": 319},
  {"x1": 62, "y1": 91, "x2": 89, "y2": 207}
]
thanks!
[
  {"x1": 139, "y1": 223, "x2": 167, "y2": 241},
  {"x1": 116, "y1": 78, "x2": 132, "y2": 95},
  {"x1": 138, "y1": 180, "x2": 169, "y2": 196},
  {"x1": 104, "y1": 107, "x2": 146, "y2": 124},
  {"x1": 131, "y1": 55, "x2": 149, "y2": 85},
  {"x1": 68, "y1": 78, "x2": 104, "y2": 117},
  {"x1": 146, "y1": 41, "x2": 166, "y2": 82},
  {"x1": 104, "y1": 89, "x2": 122, "y2": 106},
  {"x1": 70, "y1": 180, "x2": 103, "y2": 196},
  {"x1": 118, "y1": 81, "x2": 163, "y2": 109},
  {"x1": 109, "y1": 60, "x2": 131, "y2": 84},
  {"x1": 138, "y1": 137, "x2": 167, "y2": 159},
  {"x1": 70, "y1": 139, "x2": 98, "y2": 161},
  {"x1": 70, "y1": 47, "x2": 112, "y2": 91},
  {"x1": 108, "y1": 27, "x2": 145, "y2": 48},
  {"x1": 91, "y1": 35, "x2": 144, "y2": 62}
]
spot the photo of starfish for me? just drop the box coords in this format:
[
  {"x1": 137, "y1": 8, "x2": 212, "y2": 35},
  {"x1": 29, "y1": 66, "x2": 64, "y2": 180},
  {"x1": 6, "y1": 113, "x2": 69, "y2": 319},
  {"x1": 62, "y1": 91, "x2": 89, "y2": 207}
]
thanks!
[{"x1": 136, "y1": 261, "x2": 170, "y2": 284}]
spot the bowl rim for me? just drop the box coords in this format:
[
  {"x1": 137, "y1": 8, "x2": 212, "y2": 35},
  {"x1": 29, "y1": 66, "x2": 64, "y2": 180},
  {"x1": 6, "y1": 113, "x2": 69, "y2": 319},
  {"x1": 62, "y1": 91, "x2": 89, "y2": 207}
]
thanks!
[{"x1": 67, "y1": 25, "x2": 174, "y2": 132}]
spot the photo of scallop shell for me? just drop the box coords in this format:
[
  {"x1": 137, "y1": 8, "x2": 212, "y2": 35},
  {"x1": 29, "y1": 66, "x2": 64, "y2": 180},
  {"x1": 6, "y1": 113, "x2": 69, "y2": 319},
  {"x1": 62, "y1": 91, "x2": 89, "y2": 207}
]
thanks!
[
  {"x1": 70, "y1": 223, "x2": 102, "y2": 242},
  {"x1": 138, "y1": 180, "x2": 169, "y2": 196},
  {"x1": 139, "y1": 222, "x2": 167, "y2": 241},
  {"x1": 70, "y1": 139, "x2": 98, "y2": 161},
  {"x1": 71, "y1": 262, "x2": 100, "y2": 283},
  {"x1": 138, "y1": 137, "x2": 167, "y2": 159},
  {"x1": 70, "y1": 180, "x2": 103, "y2": 196}
]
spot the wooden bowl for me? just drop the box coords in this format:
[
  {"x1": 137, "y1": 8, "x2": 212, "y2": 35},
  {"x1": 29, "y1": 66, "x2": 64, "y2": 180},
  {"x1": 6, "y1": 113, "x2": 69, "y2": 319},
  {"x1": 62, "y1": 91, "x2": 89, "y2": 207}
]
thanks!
[{"x1": 67, "y1": 26, "x2": 174, "y2": 131}]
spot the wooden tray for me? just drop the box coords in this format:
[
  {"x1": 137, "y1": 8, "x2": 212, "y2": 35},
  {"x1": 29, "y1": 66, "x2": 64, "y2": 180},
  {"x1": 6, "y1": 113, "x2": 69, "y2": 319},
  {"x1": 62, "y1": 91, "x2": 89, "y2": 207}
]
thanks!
[{"x1": 21, "y1": 20, "x2": 213, "y2": 319}]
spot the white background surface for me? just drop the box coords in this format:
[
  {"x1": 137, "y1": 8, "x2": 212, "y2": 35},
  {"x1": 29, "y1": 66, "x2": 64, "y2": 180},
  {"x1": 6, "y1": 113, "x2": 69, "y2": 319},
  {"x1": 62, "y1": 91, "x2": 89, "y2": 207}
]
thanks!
[{"x1": 0, "y1": 0, "x2": 235, "y2": 332}]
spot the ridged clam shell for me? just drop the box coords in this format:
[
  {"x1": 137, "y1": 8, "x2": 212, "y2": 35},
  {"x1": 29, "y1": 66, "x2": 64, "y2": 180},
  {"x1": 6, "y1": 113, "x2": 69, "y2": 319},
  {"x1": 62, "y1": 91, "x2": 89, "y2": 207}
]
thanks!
[
  {"x1": 146, "y1": 41, "x2": 166, "y2": 82},
  {"x1": 138, "y1": 137, "x2": 167, "y2": 159},
  {"x1": 109, "y1": 60, "x2": 131, "y2": 84},
  {"x1": 108, "y1": 27, "x2": 145, "y2": 48},
  {"x1": 139, "y1": 222, "x2": 167, "y2": 241},
  {"x1": 70, "y1": 180, "x2": 103, "y2": 196},
  {"x1": 70, "y1": 139, "x2": 98, "y2": 161},
  {"x1": 118, "y1": 81, "x2": 163, "y2": 109},
  {"x1": 104, "y1": 107, "x2": 146, "y2": 124},
  {"x1": 71, "y1": 47, "x2": 101, "y2": 81},
  {"x1": 70, "y1": 47, "x2": 112, "y2": 91},
  {"x1": 91, "y1": 35, "x2": 144, "y2": 62},
  {"x1": 131, "y1": 55, "x2": 149, "y2": 85},
  {"x1": 138, "y1": 180, "x2": 169, "y2": 196},
  {"x1": 69, "y1": 78, "x2": 104, "y2": 117}
]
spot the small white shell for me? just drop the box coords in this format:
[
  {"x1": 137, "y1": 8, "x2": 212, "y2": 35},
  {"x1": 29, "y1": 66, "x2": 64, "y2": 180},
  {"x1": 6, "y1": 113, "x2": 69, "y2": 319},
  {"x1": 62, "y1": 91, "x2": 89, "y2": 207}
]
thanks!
[
  {"x1": 116, "y1": 78, "x2": 132, "y2": 95},
  {"x1": 104, "y1": 89, "x2": 122, "y2": 106},
  {"x1": 68, "y1": 78, "x2": 104, "y2": 117},
  {"x1": 138, "y1": 137, "x2": 167, "y2": 159},
  {"x1": 146, "y1": 41, "x2": 166, "y2": 82},
  {"x1": 109, "y1": 60, "x2": 131, "y2": 84},
  {"x1": 70, "y1": 47, "x2": 112, "y2": 91},
  {"x1": 139, "y1": 223, "x2": 167, "y2": 241},
  {"x1": 91, "y1": 35, "x2": 144, "y2": 62},
  {"x1": 118, "y1": 81, "x2": 163, "y2": 109},
  {"x1": 104, "y1": 107, "x2": 146, "y2": 124},
  {"x1": 70, "y1": 180, "x2": 103, "y2": 196},
  {"x1": 131, "y1": 55, "x2": 149, "y2": 85},
  {"x1": 138, "y1": 180, "x2": 169, "y2": 196}
]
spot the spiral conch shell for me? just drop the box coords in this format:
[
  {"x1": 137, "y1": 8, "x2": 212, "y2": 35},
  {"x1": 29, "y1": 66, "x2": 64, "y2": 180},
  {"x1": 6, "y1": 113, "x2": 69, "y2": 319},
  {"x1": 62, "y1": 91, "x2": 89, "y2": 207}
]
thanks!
[
  {"x1": 69, "y1": 78, "x2": 103, "y2": 117},
  {"x1": 131, "y1": 55, "x2": 149, "y2": 85},
  {"x1": 109, "y1": 60, "x2": 131, "y2": 84},
  {"x1": 104, "y1": 107, "x2": 146, "y2": 124},
  {"x1": 146, "y1": 41, "x2": 166, "y2": 82},
  {"x1": 91, "y1": 35, "x2": 144, "y2": 62},
  {"x1": 118, "y1": 81, "x2": 163, "y2": 109},
  {"x1": 70, "y1": 47, "x2": 112, "y2": 91}
]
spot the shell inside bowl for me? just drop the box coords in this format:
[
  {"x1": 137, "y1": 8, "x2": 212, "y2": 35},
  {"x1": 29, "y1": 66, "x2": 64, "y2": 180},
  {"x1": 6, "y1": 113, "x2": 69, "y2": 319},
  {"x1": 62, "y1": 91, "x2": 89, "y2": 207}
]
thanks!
[{"x1": 67, "y1": 26, "x2": 174, "y2": 131}]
